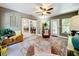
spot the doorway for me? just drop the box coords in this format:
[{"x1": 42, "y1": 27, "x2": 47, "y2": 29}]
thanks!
[
  {"x1": 22, "y1": 18, "x2": 37, "y2": 34},
  {"x1": 51, "y1": 19, "x2": 60, "y2": 36},
  {"x1": 22, "y1": 18, "x2": 30, "y2": 33}
]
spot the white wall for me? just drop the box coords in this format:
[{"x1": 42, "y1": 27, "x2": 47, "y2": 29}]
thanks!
[
  {"x1": 0, "y1": 7, "x2": 36, "y2": 31},
  {"x1": 1, "y1": 11, "x2": 22, "y2": 31}
]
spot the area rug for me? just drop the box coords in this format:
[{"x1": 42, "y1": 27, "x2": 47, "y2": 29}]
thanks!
[
  {"x1": 35, "y1": 36, "x2": 68, "y2": 56},
  {"x1": 7, "y1": 35, "x2": 68, "y2": 56}
]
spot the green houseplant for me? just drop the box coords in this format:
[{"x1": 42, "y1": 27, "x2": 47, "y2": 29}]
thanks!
[
  {"x1": 0, "y1": 29, "x2": 4, "y2": 43},
  {"x1": 0, "y1": 28, "x2": 15, "y2": 43},
  {"x1": 42, "y1": 22, "x2": 50, "y2": 38},
  {"x1": 43, "y1": 22, "x2": 48, "y2": 28}
]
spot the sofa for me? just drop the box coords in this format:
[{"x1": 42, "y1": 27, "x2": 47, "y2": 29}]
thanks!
[
  {"x1": 2, "y1": 34, "x2": 23, "y2": 46},
  {"x1": 0, "y1": 29, "x2": 23, "y2": 46}
]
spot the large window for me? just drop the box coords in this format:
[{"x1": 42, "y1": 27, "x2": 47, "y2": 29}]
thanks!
[{"x1": 61, "y1": 18, "x2": 71, "y2": 35}]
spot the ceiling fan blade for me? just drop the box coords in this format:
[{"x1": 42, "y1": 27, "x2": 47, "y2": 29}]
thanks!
[
  {"x1": 40, "y1": 7, "x2": 44, "y2": 10},
  {"x1": 47, "y1": 8, "x2": 53, "y2": 11},
  {"x1": 40, "y1": 7, "x2": 47, "y2": 11},
  {"x1": 35, "y1": 11, "x2": 41, "y2": 14},
  {"x1": 47, "y1": 12, "x2": 51, "y2": 14}
]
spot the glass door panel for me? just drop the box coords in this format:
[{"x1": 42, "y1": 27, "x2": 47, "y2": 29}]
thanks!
[{"x1": 51, "y1": 19, "x2": 59, "y2": 36}]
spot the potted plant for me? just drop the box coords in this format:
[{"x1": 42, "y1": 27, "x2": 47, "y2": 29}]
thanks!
[
  {"x1": 42, "y1": 22, "x2": 50, "y2": 38},
  {"x1": 0, "y1": 29, "x2": 4, "y2": 44},
  {"x1": 43, "y1": 22, "x2": 48, "y2": 29}
]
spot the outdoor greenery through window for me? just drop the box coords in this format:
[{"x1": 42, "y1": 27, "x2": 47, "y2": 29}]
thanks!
[{"x1": 62, "y1": 18, "x2": 71, "y2": 34}]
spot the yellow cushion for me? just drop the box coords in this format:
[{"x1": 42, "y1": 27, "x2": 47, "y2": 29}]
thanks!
[
  {"x1": 10, "y1": 36, "x2": 16, "y2": 39},
  {"x1": 1, "y1": 47, "x2": 7, "y2": 56},
  {"x1": 0, "y1": 45, "x2": 2, "y2": 48},
  {"x1": 9, "y1": 34, "x2": 21, "y2": 39},
  {"x1": 0, "y1": 45, "x2": 7, "y2": 56}
]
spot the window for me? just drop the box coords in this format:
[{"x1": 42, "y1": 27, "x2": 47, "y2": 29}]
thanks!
[{"x1": 61, "y1": 18, "x2": 71, "y2": 34}]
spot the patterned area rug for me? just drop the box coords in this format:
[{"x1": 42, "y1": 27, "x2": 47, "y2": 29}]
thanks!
[
  {"x1": 7, "y1": 35, "x2": 68, "y2": 56},
  {"x1": 50, "y1": 36, "x2": 68, "y2": 56},
  {"x1": 35, "y1": 36, "x2": 68, "y2": 56}
]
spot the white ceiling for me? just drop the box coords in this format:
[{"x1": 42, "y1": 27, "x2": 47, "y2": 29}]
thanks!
[{"x1": 0, "y1": 3, "x2": 79, "y2": 17}]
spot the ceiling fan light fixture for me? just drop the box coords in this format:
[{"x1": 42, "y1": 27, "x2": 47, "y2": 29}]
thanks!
[
  {"x1": 35, "y1": 3, "x2": 53, "y2": 15},
  {"x1": 42, "y1": 11, "x2": 47, "y2": 15}
]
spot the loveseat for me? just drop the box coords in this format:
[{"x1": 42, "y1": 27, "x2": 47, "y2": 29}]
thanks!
[{"x1": 0, "y1": 29, "x2": 23, "y2": 46}]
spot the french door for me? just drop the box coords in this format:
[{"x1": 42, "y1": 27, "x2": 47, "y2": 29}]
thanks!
[{"x1": 51, "y1": 19, "x2": 59, "y2": 36}]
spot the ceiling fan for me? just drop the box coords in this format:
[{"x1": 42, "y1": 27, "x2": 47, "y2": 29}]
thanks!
[{"x1": 35, "y1": 4, "x2": 53, "y2": 15}]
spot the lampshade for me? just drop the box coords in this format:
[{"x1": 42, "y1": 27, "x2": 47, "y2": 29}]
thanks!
[{"x1": 70, "y1": 15, "x2": 79, "y2": 31}]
